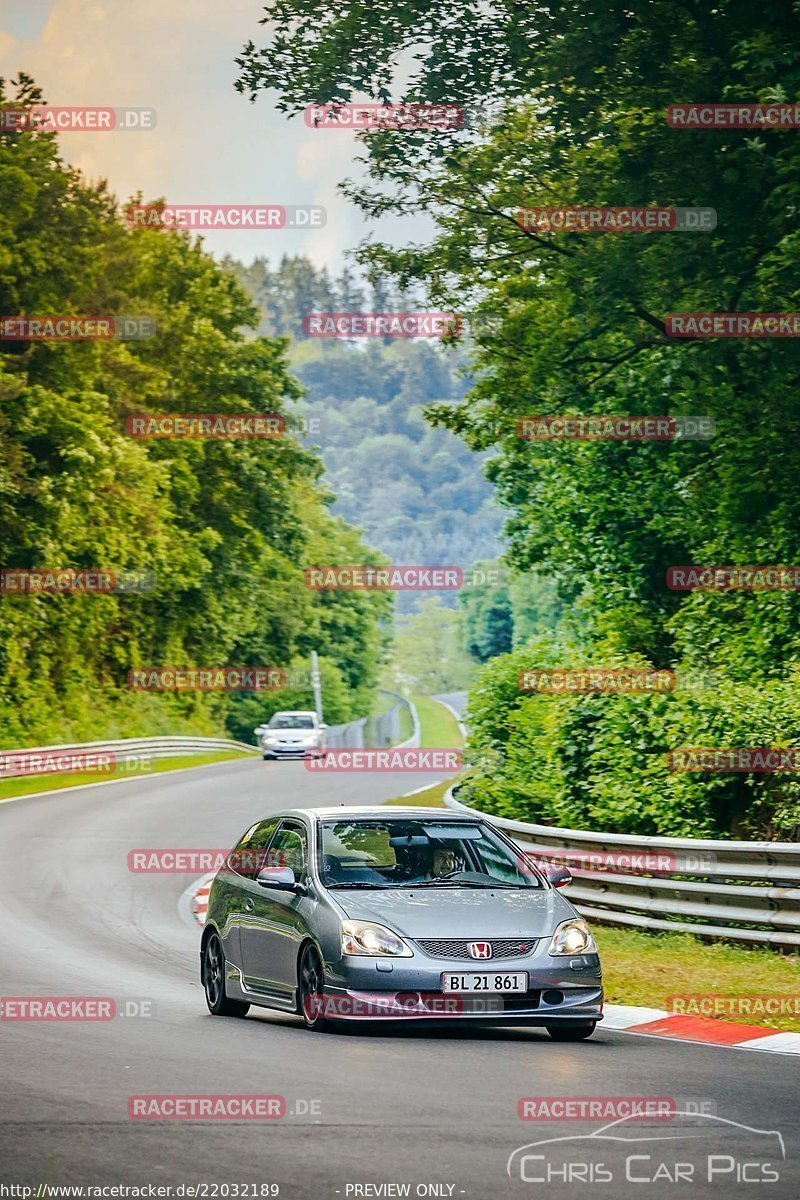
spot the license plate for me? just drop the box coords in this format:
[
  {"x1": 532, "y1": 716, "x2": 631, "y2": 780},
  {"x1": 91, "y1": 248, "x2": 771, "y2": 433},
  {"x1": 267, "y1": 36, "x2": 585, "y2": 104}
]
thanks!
[{"x1": 441, "y1": 972, "x2": 528, "y2": 994}]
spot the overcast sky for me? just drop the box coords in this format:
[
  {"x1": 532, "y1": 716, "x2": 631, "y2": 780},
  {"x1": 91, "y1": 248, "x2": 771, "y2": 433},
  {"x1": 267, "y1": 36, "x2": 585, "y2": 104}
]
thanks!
[{"x1": 0, "y1": 0, "x2": 426, "y2": 270}]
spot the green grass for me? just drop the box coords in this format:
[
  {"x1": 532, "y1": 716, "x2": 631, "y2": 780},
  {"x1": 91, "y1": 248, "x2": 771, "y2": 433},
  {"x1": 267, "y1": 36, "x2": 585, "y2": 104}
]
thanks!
[
  {"x1": 371, "y1": 691, "x2": 398, "y2": 718},
  {"x1": 396, "y1": 703, "x2": 415, "y2": 743},
  {"x1": 0, "y1": 749, "x2": 254, "y2": 802},
  {"x1": 597, "y1": 924, "x2": 800, "y2": 1032},
  {"x1": 385, "y1": 779, "x2": 452, "y2": 807},
  {"x1": 369, "y1": 692, "x2": 414, "y2": 742},
  {"x1": 382, "y1": 696, "x2": 462, "y2": 806},
  {"x1": 410, "y1": 694, "x2": 463, "y2": 749}
]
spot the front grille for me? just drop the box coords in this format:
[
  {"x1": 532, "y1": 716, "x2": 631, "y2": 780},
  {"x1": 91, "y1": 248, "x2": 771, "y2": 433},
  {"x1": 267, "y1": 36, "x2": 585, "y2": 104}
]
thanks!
[{"x1": 415, "y1": 938, "x2": 538, "y2": 960}]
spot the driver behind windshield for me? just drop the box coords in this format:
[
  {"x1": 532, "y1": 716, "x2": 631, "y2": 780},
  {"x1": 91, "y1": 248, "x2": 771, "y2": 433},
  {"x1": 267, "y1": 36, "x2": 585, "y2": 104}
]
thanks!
[
  {"x1": 319, "y1": 819, "x2": 542, "y2": 889},
  {"x1": 403, "y1": 844, "x2": 462, "y2": 882},
  {"x1": 429, "y1": 847, "x2": 458, "y2": 878}
]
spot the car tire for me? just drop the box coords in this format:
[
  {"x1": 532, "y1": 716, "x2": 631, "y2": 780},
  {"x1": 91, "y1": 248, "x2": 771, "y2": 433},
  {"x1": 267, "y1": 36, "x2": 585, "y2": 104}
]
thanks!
[
  {"x1": 203, "y1": 932, "x2": 250, "y2": 1018},
  {"x1": 298, "y1": 944, "x2": 333, "y2": 1032},
  {"x1": 546, "y1": 1022, "x2": 596, "y2": 1041}
]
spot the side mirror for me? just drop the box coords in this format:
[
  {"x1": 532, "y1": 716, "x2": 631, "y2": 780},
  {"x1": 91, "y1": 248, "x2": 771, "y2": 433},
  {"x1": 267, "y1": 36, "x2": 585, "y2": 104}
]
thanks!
[
  {"x1": 318, "y1": 722, "x2": 328, "y2": 730},
  {"x1": 546, "y1": 865, "x2": 572, "y2": 889},
  {"x1": 256, "y1": 865, "x2": 297, "y2": 891},
  {"x1": 254, "y1": 724, "x2": 269, "y2": 736}
]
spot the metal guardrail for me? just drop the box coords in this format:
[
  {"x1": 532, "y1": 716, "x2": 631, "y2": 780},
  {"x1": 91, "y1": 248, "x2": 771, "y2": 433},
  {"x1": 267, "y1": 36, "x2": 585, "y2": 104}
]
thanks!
[
  {"x1": 1, "y1": 694, "x2": 420, "y2": 780},
  {"x1": 326, "y1": 690, "x2": 419, "y2": 750},
  {"x1": 0, "y1": 735, "x2": 258, "y2": 777},
  {"x1": 445, "y1": 785, "x2": 800, "y2": 947}
]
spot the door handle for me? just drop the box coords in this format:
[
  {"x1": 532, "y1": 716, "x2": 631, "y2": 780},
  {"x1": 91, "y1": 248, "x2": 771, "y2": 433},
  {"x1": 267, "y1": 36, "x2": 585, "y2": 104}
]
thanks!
[{"x1": 245, "y1": 897, "x2": 254, "y2": 912}]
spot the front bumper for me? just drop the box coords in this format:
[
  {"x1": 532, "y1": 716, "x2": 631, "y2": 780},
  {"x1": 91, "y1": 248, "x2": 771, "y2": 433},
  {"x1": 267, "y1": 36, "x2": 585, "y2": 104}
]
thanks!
[
  {"x1": 321, "y1": 945, "x2": 603, "y2": 1024},
  {"x1": 261, "y1": 743, "x2": 324, "y2": 757}
]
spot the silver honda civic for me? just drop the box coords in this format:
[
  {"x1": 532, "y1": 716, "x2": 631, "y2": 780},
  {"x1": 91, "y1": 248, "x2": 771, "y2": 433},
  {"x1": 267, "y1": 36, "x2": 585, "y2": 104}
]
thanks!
[{"x1": 200, "y1": 806, "x2": 603, "y2": 1038}]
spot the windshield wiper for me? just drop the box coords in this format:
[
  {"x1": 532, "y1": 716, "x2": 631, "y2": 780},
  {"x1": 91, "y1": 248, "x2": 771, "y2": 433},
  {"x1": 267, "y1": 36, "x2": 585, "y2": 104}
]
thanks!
[
  {"x1": 397, "y1": 880, "x2": 526, "y2": 889},
  {"x1": 325, "y1": 882, "x2": 391, "y2": 889}
]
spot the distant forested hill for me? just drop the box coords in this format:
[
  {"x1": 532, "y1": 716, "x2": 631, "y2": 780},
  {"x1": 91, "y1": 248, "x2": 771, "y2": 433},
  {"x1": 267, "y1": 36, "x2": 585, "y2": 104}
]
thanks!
[{"x1": 226, "y1": 257, "x2": 504, "y2": 607}]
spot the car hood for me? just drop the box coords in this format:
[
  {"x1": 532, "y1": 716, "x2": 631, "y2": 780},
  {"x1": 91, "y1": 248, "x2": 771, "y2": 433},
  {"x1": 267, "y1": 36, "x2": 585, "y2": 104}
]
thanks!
[
  {"x1": 269, "y1": 730, "x2": 315, "y2": 741},
  {"x1": 329, "y1": 885, "x2": 574, "y2": 938}
]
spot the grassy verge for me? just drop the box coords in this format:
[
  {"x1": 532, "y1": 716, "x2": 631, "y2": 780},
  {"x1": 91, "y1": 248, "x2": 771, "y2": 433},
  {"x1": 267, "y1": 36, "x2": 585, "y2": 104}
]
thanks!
[
  {"x1": 410, "y1": 694, "x2": 463, "y2": 749},
  {"x1": 383, "y1": 696, "x2": 462, "y2": 806},
  {"x1": 371, "y1": 691, "x2": 398, "y2": 718},
  {"x1": 396, "y1": 703, "x2": 415, "y2": 743},
  {"x1": 0, "y1": 749, "x2": 254, "y2": 802},
  {"x1": 597, "y1": 924, "x2": 800, "y2": 1032},
  {"x1": 385, "y1": 779, "x2": 452, "y2": 807}
]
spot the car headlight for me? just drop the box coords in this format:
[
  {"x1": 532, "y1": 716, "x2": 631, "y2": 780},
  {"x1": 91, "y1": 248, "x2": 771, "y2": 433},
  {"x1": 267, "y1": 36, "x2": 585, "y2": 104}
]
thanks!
[
  {"x1": 548, "y1": 918, "x2": 596, "y2": 956},
  {"x1": 340, "y1": 920, "x2": 412, "y2": 957},
  {"x1": 262, "y1": 736, "x2": 277, "y2": 745},
  {"x1": 300, "y1": 735, "x2": 318, "y2": 745}
]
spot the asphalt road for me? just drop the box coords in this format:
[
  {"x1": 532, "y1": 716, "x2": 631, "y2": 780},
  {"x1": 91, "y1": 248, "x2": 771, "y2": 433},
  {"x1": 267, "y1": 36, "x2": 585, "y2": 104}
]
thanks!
[{"x1": 0, "y1": 733, "x2": 797, "y2": 1198}]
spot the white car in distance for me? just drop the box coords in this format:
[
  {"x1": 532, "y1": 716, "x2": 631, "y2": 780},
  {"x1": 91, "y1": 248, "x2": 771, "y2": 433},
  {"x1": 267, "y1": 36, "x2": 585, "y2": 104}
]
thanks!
[{"x1": 255, "y1": 710, "x2": 328, "y2": 760}]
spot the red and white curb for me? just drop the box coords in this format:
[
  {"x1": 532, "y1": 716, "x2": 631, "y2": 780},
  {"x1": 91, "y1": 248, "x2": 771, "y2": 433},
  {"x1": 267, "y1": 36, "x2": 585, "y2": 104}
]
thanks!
[
  {"x1": 183, "y1": 876, "x2": 800, "y2": 1054},
  {"x1": 188, "y1": 872, "x2": 215, "y2": 925},
  {"x1": 602, "y1": 1004, "x2": 800, "y2": 1055}
]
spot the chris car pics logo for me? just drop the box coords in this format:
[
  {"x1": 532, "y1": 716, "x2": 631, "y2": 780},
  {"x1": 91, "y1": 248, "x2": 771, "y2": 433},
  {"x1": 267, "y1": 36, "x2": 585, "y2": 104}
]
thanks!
[{"x1": 507, "y1": 1113, "x2": 784, "y2": 1185}]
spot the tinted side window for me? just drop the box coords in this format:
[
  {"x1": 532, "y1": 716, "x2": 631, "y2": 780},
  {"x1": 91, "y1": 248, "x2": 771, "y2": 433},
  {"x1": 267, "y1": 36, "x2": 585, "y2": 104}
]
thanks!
[
  {"x1": 228, "y1": 818, "x2": 280, "y2": 878},
  {"x1": 266, "y1": 821, "x2": 308, "y2": 877}
]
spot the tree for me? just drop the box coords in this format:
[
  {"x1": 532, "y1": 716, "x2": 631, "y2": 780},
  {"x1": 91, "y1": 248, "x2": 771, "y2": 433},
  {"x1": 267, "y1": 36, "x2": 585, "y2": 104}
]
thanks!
[
  {"x1": 235, "y1": 2, "x2": 800, "y2": 676},
  {"x1": 387, "y1": 597, "x2": 473, "y2": 693},
  {"x1": 0, "y1": 76, "x2": 390, "y2": 744}
]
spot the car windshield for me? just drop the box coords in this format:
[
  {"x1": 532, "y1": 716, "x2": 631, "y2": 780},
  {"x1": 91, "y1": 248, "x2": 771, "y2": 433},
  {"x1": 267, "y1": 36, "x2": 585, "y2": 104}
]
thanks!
[
  {"x1": 318, "y1": 819, "x2": 542, "y2": 889},
  {"x1": 269, "y1": 714, "x2": 315, "y2": 729}
]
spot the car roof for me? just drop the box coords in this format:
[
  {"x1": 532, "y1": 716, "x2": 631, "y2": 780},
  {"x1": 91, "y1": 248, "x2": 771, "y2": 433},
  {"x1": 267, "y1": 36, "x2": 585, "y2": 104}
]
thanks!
[
  {"x1": 270, "y1": 710, "x2": 317, "y2": 717},
  {"x1": 279, "y1": 806, "x2": 483, "y2": 820}
]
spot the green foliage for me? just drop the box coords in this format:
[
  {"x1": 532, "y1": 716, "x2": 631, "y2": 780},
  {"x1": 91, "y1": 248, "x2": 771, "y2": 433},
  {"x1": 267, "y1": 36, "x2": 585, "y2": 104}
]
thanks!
[
  {"x1": 458, "y1": 559, "x2": 563, "y2": 661},
  {"x1": 385, "y1": 597, "x2": 474, "y2": 693},
  {"x1": 228, "y1": 258, "x2": 505, "y2": 611},
  {"x1": 0, "y1": 76, "x2": 389, "y2": 746},
  {"x1": 236, "y1": 1, "x2": 800, "y2": 671},
  {"x1": 225, "y1": 655, "x2": 356, "y2": 743},
  {"x1": 458, "y1": 564, "x2": 513, "y2": 662},
  {"x1": 235, "y1": 5, "x2": 800, "y2": 837},
  {"x1": 463, "y1": 638, "x2": 800, "y2": 839}
]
